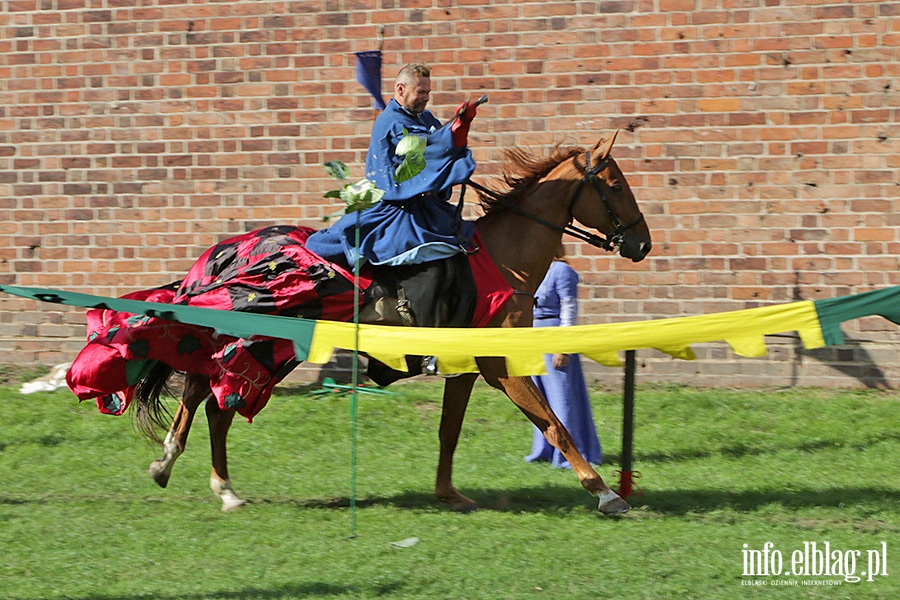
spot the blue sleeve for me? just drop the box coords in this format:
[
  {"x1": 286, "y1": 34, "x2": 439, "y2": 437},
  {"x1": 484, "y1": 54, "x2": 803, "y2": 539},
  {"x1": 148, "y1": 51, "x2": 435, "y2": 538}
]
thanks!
[
  {"x1": 555, "y1": 264, "x2": 579, "y2": 300},
  {"x1": 365, "y1": 108, "x2": 475, "y2": 201},
  {"x1": 555, "y1": 264, "x2": 579, "y2": 326},
  {"x1": 365, "y1": 117, "x2": 407, "y2": 192}
]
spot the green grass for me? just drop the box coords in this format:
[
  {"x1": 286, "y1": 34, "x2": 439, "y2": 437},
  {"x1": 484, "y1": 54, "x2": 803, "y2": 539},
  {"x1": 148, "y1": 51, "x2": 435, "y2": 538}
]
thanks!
[{"x1": 1, "y1": 374, "x2": 899, "y2": 599}]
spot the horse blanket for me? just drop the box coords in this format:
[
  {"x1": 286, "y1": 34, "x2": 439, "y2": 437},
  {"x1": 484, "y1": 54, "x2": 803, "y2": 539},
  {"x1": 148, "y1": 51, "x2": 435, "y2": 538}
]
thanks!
[{"x1": 66, "y1": 225, "x2": 514, "y2": 421}]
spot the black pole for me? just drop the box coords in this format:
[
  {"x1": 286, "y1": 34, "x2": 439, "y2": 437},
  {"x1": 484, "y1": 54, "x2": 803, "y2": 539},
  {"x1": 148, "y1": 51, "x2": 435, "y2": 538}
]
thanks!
[{"x1": 620, "y1": 350, "x2": 636, "y2": 494}]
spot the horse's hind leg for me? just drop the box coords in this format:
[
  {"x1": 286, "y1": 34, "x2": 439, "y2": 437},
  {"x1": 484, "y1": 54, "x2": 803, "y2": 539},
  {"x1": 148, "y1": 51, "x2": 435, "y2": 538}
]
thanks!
[
  {"x1": 435, "y1": 373, "x2": 479, "y2": 510},
  {"x1": 149, "y1": 373, "x2": 211, "y2": 488},
  {"x1": 206, "y1": 399, "x2": 245, "y2": 512},
  {"x1": 476, "y1": 357, "x2": 630, "y2": 516}
]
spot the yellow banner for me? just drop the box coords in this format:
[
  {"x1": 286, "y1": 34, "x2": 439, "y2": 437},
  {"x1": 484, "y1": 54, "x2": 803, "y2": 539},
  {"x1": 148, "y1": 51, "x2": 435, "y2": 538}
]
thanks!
[{"x1": 308, "y1": 300, "x2": 825, "y2": 376}]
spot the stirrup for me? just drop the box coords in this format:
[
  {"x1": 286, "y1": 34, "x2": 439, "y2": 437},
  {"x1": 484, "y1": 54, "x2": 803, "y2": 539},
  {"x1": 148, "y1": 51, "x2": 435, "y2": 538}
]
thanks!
[
  {"x1": 396, "y1": 288, "x2": 415, "y2": 326},
  {"x1": 422, "y1": 355, "x2": 439, "y2": 376}
]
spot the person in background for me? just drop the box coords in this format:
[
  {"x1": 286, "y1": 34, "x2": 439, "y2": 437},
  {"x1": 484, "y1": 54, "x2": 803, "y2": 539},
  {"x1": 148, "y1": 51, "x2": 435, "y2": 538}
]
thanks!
[{"x1": 525, "y1": 244, "x2": 603, "y2": 468}]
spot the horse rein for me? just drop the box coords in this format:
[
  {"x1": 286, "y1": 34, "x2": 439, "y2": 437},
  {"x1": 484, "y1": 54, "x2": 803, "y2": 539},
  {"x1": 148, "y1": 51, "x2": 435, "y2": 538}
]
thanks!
[{"x1": 462, "y1": 151, "x2": 644, "y2": 252}]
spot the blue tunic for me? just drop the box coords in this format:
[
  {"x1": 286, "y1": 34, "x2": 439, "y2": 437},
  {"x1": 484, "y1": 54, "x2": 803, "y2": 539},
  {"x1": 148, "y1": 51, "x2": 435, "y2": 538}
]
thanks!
[
  {"x1": 305, "y1": 99, "x2": 476, "y2": 267},
  {"x1": 526, "y1": 261, "x2": 603, "y2": 468}
]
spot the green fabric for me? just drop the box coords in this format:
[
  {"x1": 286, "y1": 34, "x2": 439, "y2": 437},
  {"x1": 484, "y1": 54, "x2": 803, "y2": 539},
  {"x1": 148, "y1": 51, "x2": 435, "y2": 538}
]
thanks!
[
  {"x1": 0, "y1": 285, "x2": 317, "y2": 361},
  {"x1": 124, "y1": 359, "x2": 156, "y2": 386},
  {"x1": 814, "y1": 286, "x2": 900, "y2": 346},
  {"x1": 5, "y1": 284, "x2": 900, "y2": 376}
]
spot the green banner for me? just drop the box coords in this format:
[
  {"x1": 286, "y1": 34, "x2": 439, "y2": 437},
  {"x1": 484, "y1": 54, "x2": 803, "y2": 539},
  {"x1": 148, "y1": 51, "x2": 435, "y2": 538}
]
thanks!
[
  {"x1": 0, "y1": 285, "x2": 317, "y2": 361},
  {"x1": 4, "y1": 283, "x2": 900, "y2": 376}
]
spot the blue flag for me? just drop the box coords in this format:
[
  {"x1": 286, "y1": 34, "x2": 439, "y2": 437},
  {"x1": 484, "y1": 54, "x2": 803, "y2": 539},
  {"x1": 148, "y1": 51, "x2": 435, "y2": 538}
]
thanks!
[{"x1": 355, "y1": 50, "x2": 386, "y2": 111}]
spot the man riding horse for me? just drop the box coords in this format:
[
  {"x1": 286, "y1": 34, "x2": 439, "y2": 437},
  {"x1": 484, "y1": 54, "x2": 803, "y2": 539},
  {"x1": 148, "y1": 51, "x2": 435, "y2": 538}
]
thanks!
[
  {"x1": 61, "y1": 59, "x2": 651, "y2": 514},
  {"x1": 305, "y1": 63, "x2": 480, "y2": 381}
]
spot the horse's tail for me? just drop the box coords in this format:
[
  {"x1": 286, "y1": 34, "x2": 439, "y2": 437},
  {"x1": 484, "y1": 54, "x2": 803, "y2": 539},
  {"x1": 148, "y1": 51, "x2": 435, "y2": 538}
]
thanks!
[{"x1": 132, "y1": 361, "x2": 176, "y2": 445}]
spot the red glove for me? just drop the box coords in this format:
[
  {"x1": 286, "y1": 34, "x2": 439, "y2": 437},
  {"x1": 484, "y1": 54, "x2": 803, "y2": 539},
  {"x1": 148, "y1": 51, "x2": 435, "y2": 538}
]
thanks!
[{"x1": 450, "y1": 101, "x2": 477, "y2": 147}]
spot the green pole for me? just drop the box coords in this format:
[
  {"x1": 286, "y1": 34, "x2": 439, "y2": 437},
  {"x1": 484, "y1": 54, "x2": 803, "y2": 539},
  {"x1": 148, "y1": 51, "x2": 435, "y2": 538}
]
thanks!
[{"x1": 349, "y1": 212, "x2": 361, "y2": 538}]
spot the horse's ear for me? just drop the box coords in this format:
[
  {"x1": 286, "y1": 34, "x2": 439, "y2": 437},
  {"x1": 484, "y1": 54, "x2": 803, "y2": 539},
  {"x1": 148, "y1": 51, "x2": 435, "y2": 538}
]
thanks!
[{"x1": 592, "y1": 129, "x2": 620, "y2": 161}]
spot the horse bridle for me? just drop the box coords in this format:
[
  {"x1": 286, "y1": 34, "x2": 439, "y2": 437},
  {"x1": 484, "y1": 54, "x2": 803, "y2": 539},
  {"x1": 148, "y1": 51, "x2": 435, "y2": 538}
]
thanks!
[
  {"x1": 568, "y1": 150, "x2": 646, "y2": 250},
  {"x1": 463, "y1": 150, "x2": 645, "y2": 252}
]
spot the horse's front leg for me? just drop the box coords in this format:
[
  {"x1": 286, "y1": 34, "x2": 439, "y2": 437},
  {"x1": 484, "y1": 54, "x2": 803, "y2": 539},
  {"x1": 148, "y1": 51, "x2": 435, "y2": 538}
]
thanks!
[
  {"x1": 148, "y1": 373, "x2": 210, "y2": 488},
  {"x1": 435, "y1": 373, "x2": 479, "y2": 510},
  {"x1": 476, "y1": 357, "x2": 630, "y2": 516},
  {"x1": 206, "y1": 399, "x2": 245, "y2": 512}
]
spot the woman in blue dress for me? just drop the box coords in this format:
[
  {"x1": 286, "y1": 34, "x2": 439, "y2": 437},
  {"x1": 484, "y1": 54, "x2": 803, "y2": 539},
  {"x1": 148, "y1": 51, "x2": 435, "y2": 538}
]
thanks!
[{"x1": 525, "y1": 245, "x2": 603, "y2": 468}]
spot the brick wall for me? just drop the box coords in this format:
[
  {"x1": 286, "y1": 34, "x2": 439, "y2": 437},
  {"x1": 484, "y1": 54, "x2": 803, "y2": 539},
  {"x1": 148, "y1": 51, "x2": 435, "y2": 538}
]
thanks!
[{"x1": 1, "y1": 0, "x2": 898, "y2": 387}]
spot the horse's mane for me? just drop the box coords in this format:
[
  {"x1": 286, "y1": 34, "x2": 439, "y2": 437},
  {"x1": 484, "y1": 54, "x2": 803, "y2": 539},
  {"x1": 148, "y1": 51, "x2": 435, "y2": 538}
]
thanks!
[{"x1": 478, "y1": 144, "x2": 583, "y2": 215}]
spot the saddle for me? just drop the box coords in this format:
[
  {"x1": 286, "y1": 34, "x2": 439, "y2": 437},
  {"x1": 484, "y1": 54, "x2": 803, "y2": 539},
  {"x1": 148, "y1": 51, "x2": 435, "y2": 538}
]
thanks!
[{"x1": 361, "y1": 253, "x2": 478, "y2": 384}]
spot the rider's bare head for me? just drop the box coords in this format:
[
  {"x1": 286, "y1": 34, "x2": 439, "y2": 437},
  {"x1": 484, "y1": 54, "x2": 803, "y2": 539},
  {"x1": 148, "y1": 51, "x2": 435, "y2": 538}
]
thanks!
[{"x1": 395, "y1": 63, "x2": 431, "y2": 115}]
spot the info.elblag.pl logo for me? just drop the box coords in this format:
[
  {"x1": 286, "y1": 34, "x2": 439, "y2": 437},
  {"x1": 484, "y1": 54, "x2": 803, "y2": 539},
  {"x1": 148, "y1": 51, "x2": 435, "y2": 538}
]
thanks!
[{"x1": 741, "y1": 541, "x2": 888, "y2": 586}]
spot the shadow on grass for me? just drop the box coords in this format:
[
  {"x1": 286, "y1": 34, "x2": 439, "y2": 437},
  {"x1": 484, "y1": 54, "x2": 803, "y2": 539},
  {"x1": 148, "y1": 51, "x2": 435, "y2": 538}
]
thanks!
[
  {"x1": 246, "y1": 484, "x2": 899, "y2": 517},
  {"x1": 5, "y1": 581, "x2": 405, "y2": 600},
  {"x1": 0, "y1": 497, "x2": 41, "y2": 506},
  {"x1": 636, "y1": 486, "x2": 900, "y2": 516},
  {"x1": 603, "y1": 431, "x2": 900, "y2": 465}
]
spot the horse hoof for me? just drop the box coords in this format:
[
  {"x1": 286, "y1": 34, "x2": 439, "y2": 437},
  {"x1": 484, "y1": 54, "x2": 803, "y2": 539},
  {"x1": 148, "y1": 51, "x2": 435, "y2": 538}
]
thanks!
[
  {"x1": 149, "y1": 461, "x2": 170, "y2": 488},
  {"x1": 437, "y1": 491, "x2": 478, "y2": 512},
  {"x1": 221, "y1": 496, "x2": 246, "y2": 513},
  {"x1": 597, "y1": 490, "x2": 631, "y2": 516}
]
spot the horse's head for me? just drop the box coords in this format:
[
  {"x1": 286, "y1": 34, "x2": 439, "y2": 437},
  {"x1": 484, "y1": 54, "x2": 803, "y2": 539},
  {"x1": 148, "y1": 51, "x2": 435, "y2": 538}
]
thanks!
[{"x1": 569, "y1": 131, "x2": 652, "y2": 262}]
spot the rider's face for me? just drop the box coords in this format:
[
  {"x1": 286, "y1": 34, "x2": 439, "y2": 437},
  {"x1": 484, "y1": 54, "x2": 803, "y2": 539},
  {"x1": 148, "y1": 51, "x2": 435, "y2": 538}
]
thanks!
[{"x1": 396, "y1": 76, "x2": 431, "y2": 114}]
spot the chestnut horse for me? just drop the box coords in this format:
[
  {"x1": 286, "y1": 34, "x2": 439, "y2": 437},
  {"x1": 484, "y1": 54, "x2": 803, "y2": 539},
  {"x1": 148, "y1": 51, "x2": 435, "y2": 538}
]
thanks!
[{"x1": 142, "y1": 132, "x2": 651, "y2": 515}]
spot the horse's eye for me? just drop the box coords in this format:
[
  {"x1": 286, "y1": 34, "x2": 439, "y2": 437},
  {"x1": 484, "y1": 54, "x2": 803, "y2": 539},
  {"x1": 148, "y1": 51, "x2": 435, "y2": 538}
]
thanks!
[{"x1": 610, "y1": 183, "x2": 622, "y2": 192}]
